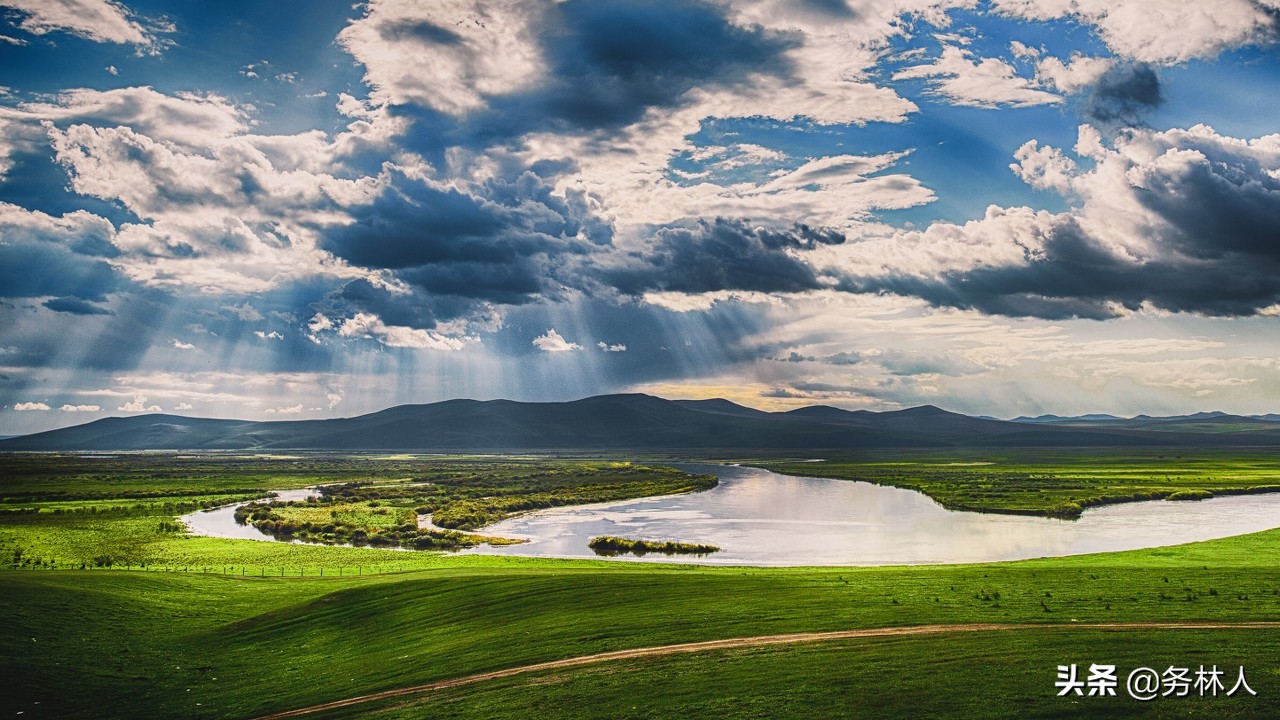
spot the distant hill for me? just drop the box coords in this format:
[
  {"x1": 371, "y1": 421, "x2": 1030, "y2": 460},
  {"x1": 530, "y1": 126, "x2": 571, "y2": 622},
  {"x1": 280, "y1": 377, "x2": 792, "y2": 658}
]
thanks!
[
  {"x1": 1009, "y1": 410, "x2": 1280, "y2": 434},
  {"x1": 3, "y1": 394, "x2": 1280, "y2": 451}
]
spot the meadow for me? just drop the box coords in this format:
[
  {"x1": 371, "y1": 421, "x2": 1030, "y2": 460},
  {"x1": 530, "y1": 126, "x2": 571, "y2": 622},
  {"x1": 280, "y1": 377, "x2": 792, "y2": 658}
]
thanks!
[
  {"x1": 756, "y1": 447, "x2": 1280, "y2": 517},
  {"x1": 3, "y1": 450, "x2": 1280, "y2": 719}
]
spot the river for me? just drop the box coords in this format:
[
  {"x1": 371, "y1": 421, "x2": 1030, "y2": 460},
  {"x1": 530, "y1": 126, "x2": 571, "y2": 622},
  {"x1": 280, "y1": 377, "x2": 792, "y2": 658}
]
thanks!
[{"x1": 180, "y1": 464, "x2": 1280, "y2": 566}]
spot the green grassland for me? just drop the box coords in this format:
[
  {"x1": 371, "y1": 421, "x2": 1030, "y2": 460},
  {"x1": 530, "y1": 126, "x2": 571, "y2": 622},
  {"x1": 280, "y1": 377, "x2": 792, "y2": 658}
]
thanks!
[
  {"x1": 756, "y1": 447, "x2": 1280, "y2": 517},
  {"x1": 3, "y1": 451, "x2": 1280, "y2": 719},
  {"x1": 341, "y1": 629, "x2": 1280, "y2": 720}
]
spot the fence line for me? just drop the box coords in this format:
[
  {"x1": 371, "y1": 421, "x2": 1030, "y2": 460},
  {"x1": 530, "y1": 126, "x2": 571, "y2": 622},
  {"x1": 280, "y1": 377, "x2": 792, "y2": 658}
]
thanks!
[{"x1": 6, "y1": 562, "x2": 407, "y2": 576}]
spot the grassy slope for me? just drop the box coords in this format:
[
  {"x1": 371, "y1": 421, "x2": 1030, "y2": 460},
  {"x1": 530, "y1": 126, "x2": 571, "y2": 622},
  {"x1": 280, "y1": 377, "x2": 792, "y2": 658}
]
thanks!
[
  {"x1": 349, "y1": 630, "x2": 1280, "y2": 720},
  {"x1": 5, "y1": 526, "x2": 1280, "y2": 718}
]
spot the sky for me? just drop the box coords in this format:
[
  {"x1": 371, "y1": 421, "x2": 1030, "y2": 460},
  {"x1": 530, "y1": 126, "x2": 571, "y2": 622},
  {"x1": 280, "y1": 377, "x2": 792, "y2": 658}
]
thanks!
[{"x1": 1, "y1": 0, "x2": 1279, "y2": 434}]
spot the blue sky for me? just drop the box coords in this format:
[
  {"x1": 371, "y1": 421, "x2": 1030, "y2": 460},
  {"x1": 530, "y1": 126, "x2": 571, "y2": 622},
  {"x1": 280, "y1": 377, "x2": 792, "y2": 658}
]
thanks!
[{"x1": 2, "y1": 0, "x2": 1279, "y2": 434}]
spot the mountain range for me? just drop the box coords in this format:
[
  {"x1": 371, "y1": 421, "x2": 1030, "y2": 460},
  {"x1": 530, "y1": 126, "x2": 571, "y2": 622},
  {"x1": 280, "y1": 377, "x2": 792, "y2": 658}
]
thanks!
[{"x1": 4, "y1": 394, "x2": 1280, "y2": 451}]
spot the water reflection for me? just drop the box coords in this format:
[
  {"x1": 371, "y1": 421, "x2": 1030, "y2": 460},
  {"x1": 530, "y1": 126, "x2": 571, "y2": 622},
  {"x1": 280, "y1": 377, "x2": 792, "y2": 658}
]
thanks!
[
  {"x1": 463, "y1": 464, "x2": 1280, "y2": 566},
  {"x1": 179, "y1": 488, "x2": 316, "y2": 542}
]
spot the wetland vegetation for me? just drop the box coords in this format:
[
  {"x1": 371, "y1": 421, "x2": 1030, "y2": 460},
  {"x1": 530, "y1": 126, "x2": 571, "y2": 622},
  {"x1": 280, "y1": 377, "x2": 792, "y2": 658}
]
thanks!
[{"x1": 231, "y1": 461, "x2": 716, "y2": 550}]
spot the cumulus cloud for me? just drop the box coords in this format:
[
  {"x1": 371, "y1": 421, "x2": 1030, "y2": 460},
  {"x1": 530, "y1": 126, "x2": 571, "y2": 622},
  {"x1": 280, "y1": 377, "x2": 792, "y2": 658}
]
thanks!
[
  {"x1": 4, "y1": 87, "x2": 248, "y2": 148},
  {"x1": 170, "y1": 339, "x2": 194, "y2": 350},
  {"x1": 597, "y1": 341, "x2": 626, "y2": 352},
  {"x1": 1010, "y1": 140, "x2": 1078, "y2": 194},
  {"x1": 316, "y1": 163, "x2": 611, "y2": 327},
  {"x1": 1034, "y1": 53, "x2": 1114, "y2": 94},
  {"x1": 533, "y1": 328, "x2": 582, "y2": 352},
  {"x1": 307, "y1": 313, "x2": 333, "y2": 332},
  {"x1": 117, "y1": 393, "x2": 161, "y2": 412},
  {"x1": 264, "y1": 404, "x2": 304, "y2": 414},
  {"x1": 606, "y1": 218, "x2": 844, "y2": 297},
  {"x1": 338, "y1": 312, "x2": 470, "y2": 350},
  {"x1": 254, "y1": 330, "x2": 283, "y2": 340},
  {"x1": 334, "y1": 0, "x2": 929, "y2": 251},
  {"x1": 337, "y1": 0, "x2": 548, "y2": 115},
  {"x1": 831, "y1": 124, "x2": 1280, "y2": 319},
  {"x1": 991, "y1": 0, "x2": 1280, "y2": 64},
  {"x1": 341, "y1": 0, "x2": 794, "y2": 131},
  {"x1": 23, "y1": 90, "x2": 385, "y2": 294},
  {"x1": 59, "y1": 404, "x2": 100, "y2": 412},
  {"x1": 893, "y1": 45, "x2": 1062, "y2": 108},
  {"x1": 0, "y1": 0, "x2": 171, "y2": 51},
  {"x1": 0, "y1": 203, "x2": 122, "y2": 304},
  {"x1": 174, "y1": 402, "x2": 193, "y2": 411},
  {"x1": 1081, "y1": 63, "x2": 1164, "y2": 129},
  {"x1": 14, "y1": 401, "x2": 50, "y2": 411}
]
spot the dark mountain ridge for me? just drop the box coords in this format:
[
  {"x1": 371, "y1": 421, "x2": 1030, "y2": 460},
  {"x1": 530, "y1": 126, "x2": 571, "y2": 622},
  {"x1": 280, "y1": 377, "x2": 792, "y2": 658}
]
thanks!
[{"x1": 3, "y1": 393, "x2": 1279, "y2": 451}]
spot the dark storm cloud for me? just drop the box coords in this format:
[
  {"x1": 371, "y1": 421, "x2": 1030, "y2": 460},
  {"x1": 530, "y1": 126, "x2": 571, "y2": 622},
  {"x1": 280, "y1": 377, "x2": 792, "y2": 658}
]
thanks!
[
  {"x1": 607, "y1": 218, "x2": 845, "y2": 295},
  {"x1": 42, "y1": 297, "x2": 112, "y2": 315},
  {"x1": 796, "y1": 0, "x2": 857, "y2": 18},
  {"x1": 0, "y1": 234, "x2": 122, "y2": 302},
  {"x1": 320, "y1": 166, "x2": 609, "y2": 314},
  {"x1": 521, "y1": 0, "x2": 795, "y2": 130},
  {"x1": 391, "y1": 0, "x2": 796, "y2": 150},
  {"x1": 825, "y1": 351, "x2": 863, "y2": 366},
  {"x1": 1082, "y1": 63, "x2": 1163, "y2": 128},
  {"x1": 839, "y1": 125, "x2": 1280, "y2": 320},
  {"x1": 1132, "y1": 147, "x2": 1280, "y2": 259},
  {"x1": 331, "y1": 278, "x2": 446, "y2": 328},
  {"x1": 847, "y1": 212, "x2": 1280, "y2": 320},
  {"x1": 377, "y1": 18, "x2": 463, "y2": 46}
]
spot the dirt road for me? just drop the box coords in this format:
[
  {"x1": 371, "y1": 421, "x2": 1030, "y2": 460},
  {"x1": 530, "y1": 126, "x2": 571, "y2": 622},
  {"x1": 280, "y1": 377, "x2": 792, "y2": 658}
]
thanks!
[{"x1": 255, "y1": 621, "x2": 1280, "y2": 719}]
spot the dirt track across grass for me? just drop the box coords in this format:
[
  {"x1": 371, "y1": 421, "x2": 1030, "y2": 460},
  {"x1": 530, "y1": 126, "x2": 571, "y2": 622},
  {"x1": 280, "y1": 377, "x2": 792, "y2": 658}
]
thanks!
[{"x1": 254, "y1": 621, "x2": 1280, "y2": 719}]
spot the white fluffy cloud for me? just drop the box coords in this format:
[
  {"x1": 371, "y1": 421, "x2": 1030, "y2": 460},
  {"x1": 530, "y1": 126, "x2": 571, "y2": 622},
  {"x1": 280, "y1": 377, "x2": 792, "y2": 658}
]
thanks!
[
  {"x1": 59, "y1": 404, "x2": 100, "y2": 412},
  {"x1": 264, "y1": 404, "x2": 304, "y2": 414},
  {"x1": 1034, "y1": 54, "x2": 1114, "y2": 94},
  {"x1": 533, "y1": 328, "x2": 582, "y2": 352},
  {"x1": 14, "y1": 401, "x2": 50, "y2": 411},
  {"x1": 0, "y1": 0, "x2": 170, "y2": 50},
  {"x1": 992, "y1": 0, "x2": 1280, "y2": 64},
  {"x1": 42, "y1": 118, "x2": 379, "y2": 293},
  {"x1": 3, "y1": 87, "x2": 248, "y2": 148},
  {"x1": 1010, "y1": 139, "x2": 1078, "y2": 193},
  {"x1": 338, "y1": 0, "x2": 546, "y2": 115},
  {"x1": 117, "y1": 393, "x2": 161, "y2": 412},
  {"x1": 893, "y1": 45, "x2": 1062, "y2": 108},
  {"x1": 338, "y1": 312, "x2": 470, "y2": 350}
]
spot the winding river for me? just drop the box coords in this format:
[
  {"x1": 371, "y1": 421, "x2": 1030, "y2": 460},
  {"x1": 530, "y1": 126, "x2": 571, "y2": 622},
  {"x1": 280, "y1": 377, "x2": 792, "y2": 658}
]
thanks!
[{"x1": 180, "y1": 464, "x2": 1280, "y2": 566}]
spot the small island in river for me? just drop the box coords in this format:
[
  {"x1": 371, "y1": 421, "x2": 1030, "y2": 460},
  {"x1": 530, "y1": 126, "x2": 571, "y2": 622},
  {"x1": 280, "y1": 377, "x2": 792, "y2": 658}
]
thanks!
[{"x1": 588, "y1": 535, "x2": 720, "y2": 557}]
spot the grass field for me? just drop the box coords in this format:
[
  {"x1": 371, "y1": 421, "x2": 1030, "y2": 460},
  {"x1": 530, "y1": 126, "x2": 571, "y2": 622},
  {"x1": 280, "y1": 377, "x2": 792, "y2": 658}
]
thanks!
[
  {"x1": 756, "y1": 447, "x2": 1280, "y2": 517},
  {"x1": 3, "y1": 451, "x2": 1280, "y2": 718}
]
